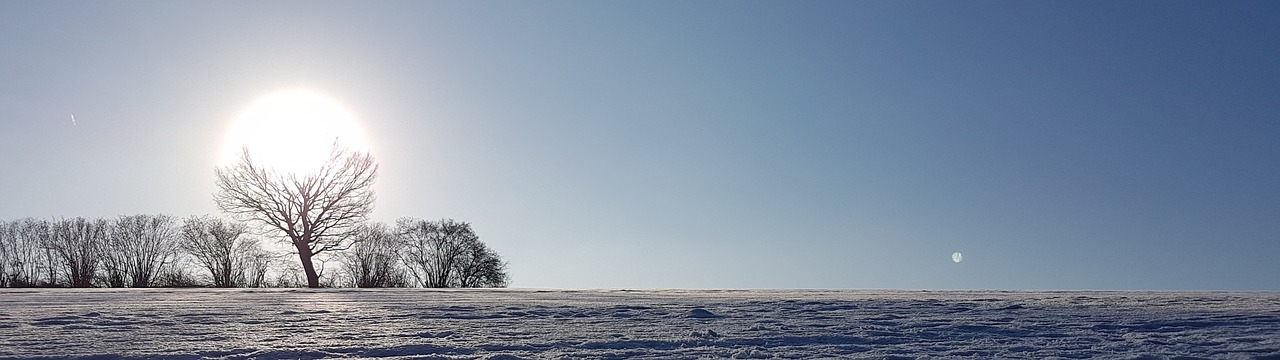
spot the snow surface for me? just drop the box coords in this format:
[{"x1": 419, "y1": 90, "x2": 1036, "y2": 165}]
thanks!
[{"x1": 1, "y1": 289, "x2": 1278, "y2": 359}]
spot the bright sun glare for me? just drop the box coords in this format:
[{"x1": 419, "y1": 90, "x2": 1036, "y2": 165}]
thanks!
[{"x1": 221, "y1": 89, "x2": 371, "y2": 175}]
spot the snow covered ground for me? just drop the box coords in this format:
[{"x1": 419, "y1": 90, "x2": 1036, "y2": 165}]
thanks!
[{"x1": 1, "y1": 289, "x2": 1278, "y2": 359}]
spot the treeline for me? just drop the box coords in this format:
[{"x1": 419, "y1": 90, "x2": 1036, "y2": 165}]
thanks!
[{"x1": 0, "y1": 215, "x2": 507, "y2": 288}]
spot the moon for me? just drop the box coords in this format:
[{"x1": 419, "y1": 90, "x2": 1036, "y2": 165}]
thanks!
[
  {"x1": 221, "y1": 89, "x2": 371, "y2": 175},
  {"x1": 951, "y1": 252, "x2": 963, "y2": 263}
]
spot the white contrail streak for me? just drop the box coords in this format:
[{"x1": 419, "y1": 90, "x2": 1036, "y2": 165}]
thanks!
[{"x1": 71, "y1": 114, "x2": 76, "y2": 126}]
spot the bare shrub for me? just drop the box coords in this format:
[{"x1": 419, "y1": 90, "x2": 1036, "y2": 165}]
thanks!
[
  {"x1": 0, "y1": 221, "x2": 11, "y2": 287},
  {"x1": 339, "y1": 222, "x2": 407, "y2": 287},
  {"x1": 238, "y1": 238, "x2": 274, "y2": 288},
  {"x1": 101, "y1": 214, "x2": 180, "y2": 287},
  {"x1": 454, "y1": 239, "x2": 509, "y2": 288},
  {"x1": 179, "y1": 216, "x2": 278, "y2": 287},
  {"x1": 0, "y1": 219, "x2": 57, "y2": 287},
  {"x1": 46, "y1": 217, "x2": 107, "y2": 287},
  {"x1": 398, "y1": 218, "x2": 507, "y2": 288}
]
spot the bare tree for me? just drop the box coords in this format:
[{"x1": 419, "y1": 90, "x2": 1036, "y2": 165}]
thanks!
[
  {"x1": 179, "y1": 216, "x2": 259, "y2": 287},
  {"x1": 454, "y1": 239, "x2": 509, "y2": 288},
  {"x1": 45, "y1": 217, "x2": 107, "y2": 287},
  {"x1": 100, "y1": 221, "x2": 128, "y2": 287},
  {"x1": 339, "y1": 222, "x2": 407, "y2": 288},
  {"x1": 18, "y1": 219, "x2": 60, "y2": 287},
  {"x1": 0, "y1": 219, "x2": 53, "y2": 287},
  {"x1": 100, "y1": 214, "x2": 180, "y2": 287},
  {"x1": 398, "y1": 218, "x2": 507, "y2": 288},
  {"x1": 0, "y1": 220, "x2": 12, "y2": 287},
  {"x1": 399, "y1": 218, "x2": 463, "y2": 288},
  {"x1": 214, "y1": 145, "x2": 378, "y2": 288},
  {"x1": 239, "y1": 240, "x2": 274, "y2": 288}
]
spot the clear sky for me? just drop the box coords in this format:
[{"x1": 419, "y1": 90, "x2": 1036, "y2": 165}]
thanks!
[{"x1": 3, "y1": 1, "x2": 1278, "y2": 290}]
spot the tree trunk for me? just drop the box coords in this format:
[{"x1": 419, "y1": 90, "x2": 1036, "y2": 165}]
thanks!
[{"x1": 295, "y1": 242, "x2": 320, "y2": 288}]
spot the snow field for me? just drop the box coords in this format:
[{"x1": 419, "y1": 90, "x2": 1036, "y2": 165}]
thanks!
[{"x1": 0, "y1": 289, "x2": 1278, "y2": 359}]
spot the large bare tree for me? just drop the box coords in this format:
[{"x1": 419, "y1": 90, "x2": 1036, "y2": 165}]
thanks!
[{"x1": 214, "y1": 145, "x2": 377, "y2": 288}]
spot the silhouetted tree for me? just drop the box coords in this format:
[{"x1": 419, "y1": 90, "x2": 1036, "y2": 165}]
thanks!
[
  {"x1": 0, "y1": 219, "x2": 55, "y2": 287},
  {"x1": 101, "y1": 214, "x2": 180, "y2": 287},
  {"x1": 214, "y1": 145, "x2": 378, "y2": 288},
  {"x1": 0, "y1": 221, "x2": 12, "y2": 287},
  {"x1": 398, "y1": 218, "x2": 507, "y2": 288},
  {"x1": 240, "y1": 241, "x2": 274, "y2": 288},
  {"x1": 18, "y1": 219, "x2": 60, "y2": 286},
  {"x1": 454, "y1": 239, "x2": 509, "y2": 288},
  {"x1": 179, "y1": 216, "x2": 271, "y2": 287},
  {"x1": 45, "y1": 217, "x2": 106, "y2": 287},
  {"x1": 339, "y1": 222, "x2": 407, "y2": 287}
]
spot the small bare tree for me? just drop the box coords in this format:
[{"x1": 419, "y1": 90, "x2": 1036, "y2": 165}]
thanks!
[
  {"x1": 454, "y1": 239, "x2": 509, "y2": 288},
  {"x1": 0, "y1": 221, "x2": 12, "y2": 287},
  {"x1": 101, "y1": 214, "x2": 180, "y2": 287},
  {"x1": 215, "y1": 145, "x2": 378, "y2": 288},
  {"x1": 179, "y1": 216, "x2": 260, "y2": 287},
  {"x1": 399, "y1": 218, "x2": 464, "y2": 288},
  {"x1": 239, "y1": 241, "x2": 274, "y2": 288},
  {"x1": 16, "y1": 219, "x2": 59, "y2": 286},
  {"x1": 46, "y1": 217, "x2": 107, "y2": 287},
  {"x1": 398, "y1": 218, "x2": 507, "y2": 288},
  {"x1": 339, "y1": 222, "x2": 407, "y2": 288},
  {"x1": 0, "y1": 219, "x2": 60, "y2": 287}
]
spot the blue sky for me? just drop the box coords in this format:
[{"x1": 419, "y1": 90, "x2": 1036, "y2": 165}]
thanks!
[{"x1": 2, "y1": 1, "x2": 1278, "y2": 290}]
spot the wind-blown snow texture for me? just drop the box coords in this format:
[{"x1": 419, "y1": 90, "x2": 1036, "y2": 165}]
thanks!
[{"x1": 1, "y1": 289, "x2": 1278, "y2": 359}]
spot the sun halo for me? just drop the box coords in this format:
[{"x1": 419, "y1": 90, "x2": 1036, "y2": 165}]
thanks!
[{"x1": 220, "y1": 89, "x2": 372, "y2": 175}]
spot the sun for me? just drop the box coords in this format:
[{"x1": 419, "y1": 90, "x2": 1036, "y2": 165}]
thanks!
[{"x1": 221, "y1": 89, "x2": 372, "y2": 175}]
